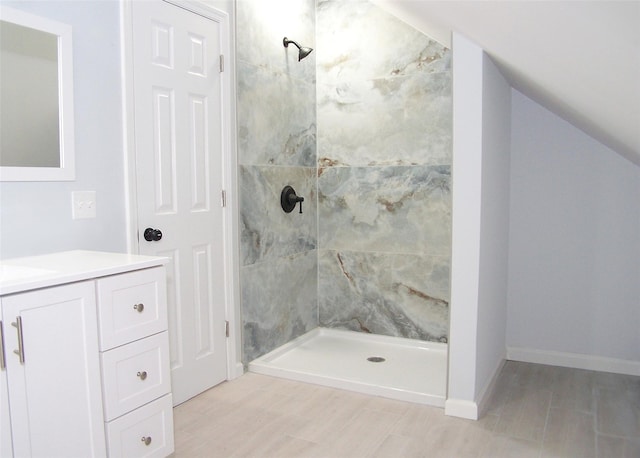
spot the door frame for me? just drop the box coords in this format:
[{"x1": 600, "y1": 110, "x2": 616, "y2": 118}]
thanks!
[{"x1": 121, "y1": 0, "x2": 242, "y2": 380}]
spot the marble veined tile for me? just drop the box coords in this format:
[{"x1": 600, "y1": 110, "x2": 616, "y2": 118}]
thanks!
[
  {"x1": 240, "y1": 165, "x2": 317, "y2": 266},
  {"x1": 238, "y1": 62, "x2": 316, "y2": 167},
  {"x1": 317, "y1": 72, "x2": 451, "y2": 167},
  {"x1": 316, "y1": 0, "x2": 450, "y2": 84},
  {"x1": 236, "y1": 0, "x2": 316, "y2": 82},
  {"x1": 318, "y1": 249, "x2": 449, "y2": 342},
  {"x1": 242, "y1": 250, "x2": 318, "y2": 363},
  {"x1": 318, "y1": 165, "x2": 451, "y2": 256}
]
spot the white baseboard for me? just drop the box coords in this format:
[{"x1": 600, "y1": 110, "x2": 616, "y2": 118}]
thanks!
[
  {"x1": 476, "y1": 356, "x2": 506, "y2": 418},
  {"x1": 445, "y1": 356, "x2": 505, "y2": 421},
  {"x1": 228, "y1": 362, "x2": 245, "y2": 380},
  {"x1": 507, "y1": 347, "x2": 640, "y2": 376},
  {"x1": 445, "y1": 398, "x2": 478, "y2": 420}
]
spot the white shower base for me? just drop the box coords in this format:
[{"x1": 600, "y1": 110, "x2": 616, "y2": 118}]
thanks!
[{"x1": 249, "y1": 327, "x2": 447, "y2": 407}]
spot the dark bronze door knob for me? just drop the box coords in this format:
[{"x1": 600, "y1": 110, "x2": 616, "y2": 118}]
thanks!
[{"x1": 143, "y1": 228, "x2": 163, "y2": 241}]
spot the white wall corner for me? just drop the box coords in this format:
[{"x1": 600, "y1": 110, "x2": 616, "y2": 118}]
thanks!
[
  {"x1": 446, "y1": 356, "x2": 505, "y2": 421},
  {"x1": 447, "y1": 31, "x2": 484, "y2": 406},
  {"x1": 445, "y1": 399, "x2": 479, "y2": 420},
  {"x1": 476, "y1": 356, "x2": 506, "y2": 418},
  {"x1": 507, "y1": 347, "x2": 640, "y2": 377}
]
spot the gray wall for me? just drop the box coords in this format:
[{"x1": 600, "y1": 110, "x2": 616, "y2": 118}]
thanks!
[
  {"x1": 316, "y1": 0, "x2": 452, "y2": 342},
  {"x1": 0, "y1": 0, "x2": 127, "y2": 259},
  {"x1": 507, "y1": 89, "x2": 640, "y2": 364},
  {"x1": 475, "y1": 54, "x2": 511, "y2": 402}
]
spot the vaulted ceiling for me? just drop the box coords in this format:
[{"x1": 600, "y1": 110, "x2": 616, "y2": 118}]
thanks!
[{"x1": 372, "y1": 0, "x2": 640, "y2": 166}]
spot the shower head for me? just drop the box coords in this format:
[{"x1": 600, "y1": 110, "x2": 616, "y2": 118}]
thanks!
[{"x1": 283, "y1": 37, "x2": 313, "y2": 61}]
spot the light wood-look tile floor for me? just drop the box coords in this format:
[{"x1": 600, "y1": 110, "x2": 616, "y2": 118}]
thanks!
[{"x1": 172, "y1": 361, "x2": 640, "y2": 458}]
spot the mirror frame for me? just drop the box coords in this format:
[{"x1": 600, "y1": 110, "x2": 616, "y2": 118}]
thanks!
[{"x1": 0, "y1": 6, "x2": 75, "y2": 181}]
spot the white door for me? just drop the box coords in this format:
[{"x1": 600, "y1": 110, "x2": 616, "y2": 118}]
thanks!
[{"x1": 131, "y1": 0, "x2": 228, "y2": 405}]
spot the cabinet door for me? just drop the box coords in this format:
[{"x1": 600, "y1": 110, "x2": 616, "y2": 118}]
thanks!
[
  {"x1": 0, "y1": 319, "x2": 13, "y2": 458},
  {"x1": 2, "y1": 281, "x2": 106, "y2": 457}
]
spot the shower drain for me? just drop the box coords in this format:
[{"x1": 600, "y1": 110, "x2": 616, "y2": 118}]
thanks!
[{"x1": 367, "y1": 356, "x2": 386, "y2": 363}]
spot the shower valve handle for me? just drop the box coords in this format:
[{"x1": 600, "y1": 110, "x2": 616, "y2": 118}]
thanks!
[
  {"x1": 291, "y1": 195, "x2": 304, "y2": 214},
  {"x1": 281, "y1": 186, "x2": 304, "y2": 214}
]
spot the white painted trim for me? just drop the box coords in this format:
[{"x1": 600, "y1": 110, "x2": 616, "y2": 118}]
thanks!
[
  {"x1": 121, "y1": 0, "x2": 241, "y2": 380},
  {"x1": 120, "y1": 0, "x2": 139, "y2": 254},
  {"x1": 476, "y1": 356, "x2": 506, "y2": 418},
  {"x1": 213, "y1": 1, "x2": 242, "y2": 382},
  {"x1": 447, "y1": 31, "x2": 483, "y2": 411},
  {"x1": 231, "y1": 362, "x2": 244, "y2": 380},
  {"x1": 507, "y1": 347, "x2": 640, "y2": 377},
  {"x1": 444, "y1": 398, "x2": 478, "y2": 420},
  {"x1": 445, "y1": 357, "x2": 505, "y2": 421}
]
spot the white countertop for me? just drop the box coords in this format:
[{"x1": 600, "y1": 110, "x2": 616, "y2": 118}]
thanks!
[{"x1": 0, "y1": 250, "x2": 168, "y2": 296}]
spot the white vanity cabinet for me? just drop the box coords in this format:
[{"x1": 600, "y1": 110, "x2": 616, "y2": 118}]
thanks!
[
  {"x1": 96, "y1": 267, "x2": 174, "y2": 458},
  {"x1": 0, "y1": 251, "x2": 174, "y2": 458}
]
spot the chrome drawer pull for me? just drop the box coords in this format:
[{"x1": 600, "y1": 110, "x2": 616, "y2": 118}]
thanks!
[
  {"x1": 141, "y1": 436, "x2": 152, "y2": 446},
  {"x1": 137, "y1": 370, "x2": 148, "y2": 380},
  {"x1": 11, "y1": 317, "x2": 25, "y2": 364},
  {"x1": 133, "y1": 303, "x2": 144, "y2": 312},
  {"x1": 0, "y1": 322, "x2": 6, "y2": 370}
]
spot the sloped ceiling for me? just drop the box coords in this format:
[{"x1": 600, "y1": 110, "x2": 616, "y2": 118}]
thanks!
[{"x1": 372, "y1": 0, "x2": 640, "y2": 166}]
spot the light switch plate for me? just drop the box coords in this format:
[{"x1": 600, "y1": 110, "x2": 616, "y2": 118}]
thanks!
[{"x1": 72, "y1": 191, "x2": 96, "y2": 219}]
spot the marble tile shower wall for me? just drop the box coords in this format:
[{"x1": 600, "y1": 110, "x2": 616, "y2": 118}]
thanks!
[
  {"x1": 237, "y1": 0, "x2": 318, "y2": 364},
  {"x1": 316, "y1": 0, "x2": 452, "y2": 342}
]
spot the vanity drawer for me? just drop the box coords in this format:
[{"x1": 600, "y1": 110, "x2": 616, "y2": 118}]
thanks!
[
  {"x1": 97, "y1": 267, "x2": 167, "y2": 350},
  {"x1": 101, "y1": 332, "x2": 171, "y2": 421},
  {"x1": 105, "y1": 394, "x2": 174, "y2": 458}
]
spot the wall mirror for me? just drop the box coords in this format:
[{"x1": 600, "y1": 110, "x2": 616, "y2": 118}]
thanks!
[{"x1": 0, "y1": 6, "x2": 74, "y2": 181}]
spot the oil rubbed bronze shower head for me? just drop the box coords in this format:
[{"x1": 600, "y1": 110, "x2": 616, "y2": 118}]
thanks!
[{"x1": 283, "y1": 37, "x2": 313, "y2": 61}]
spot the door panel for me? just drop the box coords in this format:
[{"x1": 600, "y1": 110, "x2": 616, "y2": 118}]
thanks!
[{"x1": 131, "y1": 0, "x2": 228, "y2": 405}]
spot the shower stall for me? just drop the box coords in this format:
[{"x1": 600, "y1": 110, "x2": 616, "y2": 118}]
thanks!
[{"x1": 237, "y1": 0, "x2": 452, "y2": 406}]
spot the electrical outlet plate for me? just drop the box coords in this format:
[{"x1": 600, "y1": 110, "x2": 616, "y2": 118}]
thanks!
[{"x1": 72, "y1": 191, "x2": 96, "y2": 219}]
